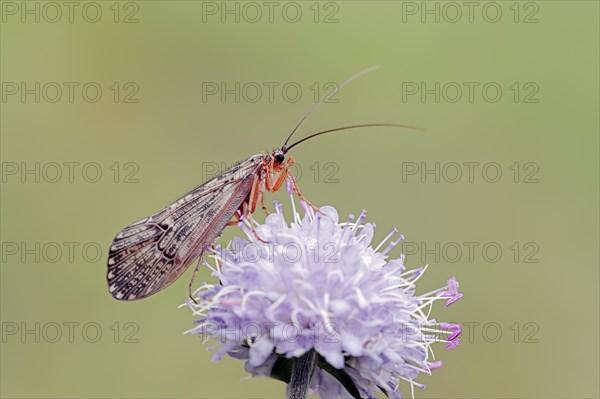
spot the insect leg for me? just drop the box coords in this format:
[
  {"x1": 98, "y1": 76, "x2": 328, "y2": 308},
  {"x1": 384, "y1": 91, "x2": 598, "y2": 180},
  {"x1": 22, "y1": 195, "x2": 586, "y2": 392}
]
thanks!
[
  {"x1": 287, "y1": 173, "x2": 320, "y2": 211},
  {"x1": 252, "y1": 179, "x2": 269, "y2": 216},
  {"x1": 266, "y1": 156, "x2": 294, "y2": 192},
  {"x1": 237, "y1": 182, "x2": 271, "y2": 243},
  {"x1": 246, "y1": 211, "x2": 272, "y2": 244},
  {"x1": 260, "y1": 194, "x2": 270, "y2": 216},
  {"x1": 227, "y1": 210, "x2": 243, "y2": 226},
  {"x1": 247, "y1": 171, "x2": 264, "y2": 213},
  {"x1": 188, "y1": 255, "x2": 203, "y2": 304}
]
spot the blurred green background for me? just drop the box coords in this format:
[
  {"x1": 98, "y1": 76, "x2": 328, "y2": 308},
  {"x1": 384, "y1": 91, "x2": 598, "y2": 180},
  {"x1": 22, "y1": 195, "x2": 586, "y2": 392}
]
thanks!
[{"x1": 1, "y1": 1, "x2": 598, "y2": 398}]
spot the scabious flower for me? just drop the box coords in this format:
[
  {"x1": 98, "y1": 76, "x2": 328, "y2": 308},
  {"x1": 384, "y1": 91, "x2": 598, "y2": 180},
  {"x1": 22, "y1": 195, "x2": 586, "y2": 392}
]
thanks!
[{"x1": 184, "y1": 187, "x2": 462, "y2": 398}]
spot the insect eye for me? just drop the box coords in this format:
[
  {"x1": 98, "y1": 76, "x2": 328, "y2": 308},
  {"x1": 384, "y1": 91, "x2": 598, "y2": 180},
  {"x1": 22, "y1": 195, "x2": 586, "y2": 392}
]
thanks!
[{"x1": 275, "y1": 153, "x2": 285, "y2": 163}]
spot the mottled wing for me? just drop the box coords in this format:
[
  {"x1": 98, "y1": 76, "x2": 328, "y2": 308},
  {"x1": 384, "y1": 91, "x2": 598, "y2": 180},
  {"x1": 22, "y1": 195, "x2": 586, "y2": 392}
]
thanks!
[{"x1": 107, "y1": 156, "x2": 263, "y2": 301}]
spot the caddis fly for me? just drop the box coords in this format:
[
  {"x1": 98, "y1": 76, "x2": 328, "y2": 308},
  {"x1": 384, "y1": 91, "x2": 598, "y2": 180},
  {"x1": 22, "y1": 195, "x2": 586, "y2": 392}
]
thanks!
[{"x1": 107, "y1": 66, "x2": 419, "y2": 301}]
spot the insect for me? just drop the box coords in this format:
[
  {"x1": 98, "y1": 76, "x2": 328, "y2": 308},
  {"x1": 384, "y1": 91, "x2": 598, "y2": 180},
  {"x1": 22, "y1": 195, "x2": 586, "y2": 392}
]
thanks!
[{"x1": 107, "y1": 66, "x2": 419, "y2": 301}]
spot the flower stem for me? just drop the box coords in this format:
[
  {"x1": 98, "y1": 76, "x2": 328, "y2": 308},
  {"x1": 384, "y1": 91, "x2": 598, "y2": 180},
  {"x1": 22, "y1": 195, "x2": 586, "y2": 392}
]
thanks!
[{"x1": 286, "y1": 350, "x2": 317, "y2": 399}]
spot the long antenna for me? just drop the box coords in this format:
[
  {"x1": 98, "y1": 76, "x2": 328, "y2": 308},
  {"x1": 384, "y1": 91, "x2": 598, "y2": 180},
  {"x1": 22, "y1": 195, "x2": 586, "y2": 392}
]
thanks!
[
  {"x1": 282, "y1": 65, "x2": 381, "y2": 148},
  {"x1": 283, "y1": 123, "x2": 422, "y2": 153}
]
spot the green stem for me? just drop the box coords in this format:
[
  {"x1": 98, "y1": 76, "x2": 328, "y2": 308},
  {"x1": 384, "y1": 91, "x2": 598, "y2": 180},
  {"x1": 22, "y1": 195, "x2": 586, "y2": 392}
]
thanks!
[{"x1": 286, "y1": 350, "x2": 317, "y2": 399}]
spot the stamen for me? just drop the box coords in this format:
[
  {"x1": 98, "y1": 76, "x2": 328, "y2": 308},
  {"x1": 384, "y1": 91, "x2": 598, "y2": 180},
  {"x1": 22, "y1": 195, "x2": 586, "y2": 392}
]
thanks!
[
  {"x1": 382, "y1": 235, "x2": 405, "y2": 256},
  {"x1": 289, "y1": 194, "x2": 299, "y2": 224},
  {"x1": 241, "y1": 291, "x2": 268, "y2": 312},
  {"x1": 220, "y1": 298, "x2": 242, "y2": 307},
  {"x1": 428, "y1": 361, "x2": 443, "y2": 371},
  {"x1": 238, "y1": 217, "x2": 254, "y2": 240},
  {"x1": 299, "y1": 200, "x2": 314, "y2": 221},
  {"x1": 447, "y1": 277, "x2": 460, "y2": 295},
  {"x1": 273, "y1": 200, "x2": 288, "y2": 228},
  {"x1": 286, "y1": 176, "x2": 294, "y2": 195},
  {"x1": 316, "y1": 213, "x2": 321, "y2": 243},
  {"x1": 439, "y1": 323, "x2": 462, "y2": 341},
  {"x1": 273, "y1": 200, "x2": 282, "y2": 214},
  {"x1": 266, "y1": 294, "x2": 287, "y2": 315},
  {"x1": 374, "y1": 228, "x2": 398, "y2": 252},
  {"x1": 444, "y1": 339, "x2": 461, "y2": 350},
  {"x1": 445, "y1": 294, "x2": 464, "y2": 307},
  {"x1": 352, "y1": 209, "x2": 367, "y2": 236},
  {"x1": 338, "y1": 214, "x2": 355, "y2": 245}
]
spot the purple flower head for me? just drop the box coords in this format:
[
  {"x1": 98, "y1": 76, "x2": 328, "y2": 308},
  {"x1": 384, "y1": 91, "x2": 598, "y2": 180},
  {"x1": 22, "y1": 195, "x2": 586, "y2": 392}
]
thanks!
[{"x1": 184, "y1": 196, "x2": 462, "y2": 398}]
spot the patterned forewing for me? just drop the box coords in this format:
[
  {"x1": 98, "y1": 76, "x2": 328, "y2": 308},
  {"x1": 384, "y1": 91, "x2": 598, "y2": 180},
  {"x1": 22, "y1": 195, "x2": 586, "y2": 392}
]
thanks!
[{"x1": 107, "y1": 156, "x2": 263, "y2": 300}]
